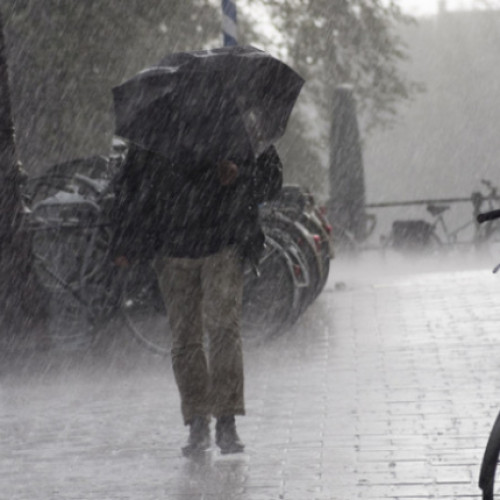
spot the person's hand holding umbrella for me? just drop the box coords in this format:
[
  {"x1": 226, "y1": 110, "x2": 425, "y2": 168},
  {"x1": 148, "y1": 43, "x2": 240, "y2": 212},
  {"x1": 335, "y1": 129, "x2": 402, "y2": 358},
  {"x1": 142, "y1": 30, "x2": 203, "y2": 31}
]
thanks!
[{"x1": 217, "y1": 159, "x2": 239, "y2": 186}]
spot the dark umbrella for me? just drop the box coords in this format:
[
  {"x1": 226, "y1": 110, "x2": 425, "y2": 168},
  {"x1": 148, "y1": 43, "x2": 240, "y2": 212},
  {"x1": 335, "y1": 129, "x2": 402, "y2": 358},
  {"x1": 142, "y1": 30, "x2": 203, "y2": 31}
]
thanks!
[
  {"x1": 328, "y1": 85, "x2": 366, "y2": 243},
  {"x1": 112, "y1": 45, "x2": 304, "y2": 163}
]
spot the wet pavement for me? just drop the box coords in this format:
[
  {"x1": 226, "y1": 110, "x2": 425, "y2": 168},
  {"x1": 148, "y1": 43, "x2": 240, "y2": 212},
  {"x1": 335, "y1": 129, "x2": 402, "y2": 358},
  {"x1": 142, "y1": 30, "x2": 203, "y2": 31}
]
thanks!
[{"x1": 1, "y1": 253, "x2": 500, "y2": 499}]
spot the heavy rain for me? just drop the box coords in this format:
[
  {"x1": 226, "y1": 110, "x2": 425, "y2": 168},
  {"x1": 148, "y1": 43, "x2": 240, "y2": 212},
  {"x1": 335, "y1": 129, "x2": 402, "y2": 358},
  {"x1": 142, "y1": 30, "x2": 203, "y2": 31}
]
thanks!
[{"x1": 1, "y1": 0, "x2": 500, "y2": 498}]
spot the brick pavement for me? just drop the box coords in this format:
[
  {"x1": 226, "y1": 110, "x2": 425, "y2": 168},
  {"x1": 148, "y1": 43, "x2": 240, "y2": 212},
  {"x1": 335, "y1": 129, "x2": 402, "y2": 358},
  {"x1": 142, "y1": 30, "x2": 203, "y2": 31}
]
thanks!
[{"x1": 1, "y1": 254, "x2": 500, "y2": 499}]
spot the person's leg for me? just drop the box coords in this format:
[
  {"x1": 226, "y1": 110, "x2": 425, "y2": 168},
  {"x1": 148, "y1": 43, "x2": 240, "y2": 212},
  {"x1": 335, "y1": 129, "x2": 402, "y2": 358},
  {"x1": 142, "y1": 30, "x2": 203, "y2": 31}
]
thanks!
[
  {"x1": 155, "y1": 256, "x2": 210, "y2": 455},
  {"x1": 202, "y1": 246, "x2": 245, "y2": 453}
]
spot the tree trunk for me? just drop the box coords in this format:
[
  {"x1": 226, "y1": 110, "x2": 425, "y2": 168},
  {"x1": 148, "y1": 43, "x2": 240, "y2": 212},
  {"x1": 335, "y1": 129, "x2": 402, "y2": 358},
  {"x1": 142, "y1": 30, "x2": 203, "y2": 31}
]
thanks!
[{"x1": 0, "y1": 10, "x2": 48, "y2": 343}]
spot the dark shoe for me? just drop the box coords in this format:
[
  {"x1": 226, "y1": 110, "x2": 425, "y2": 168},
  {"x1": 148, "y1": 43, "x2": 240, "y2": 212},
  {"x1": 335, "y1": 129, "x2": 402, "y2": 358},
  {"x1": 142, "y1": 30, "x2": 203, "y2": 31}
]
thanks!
[
  {"x1": 215, "y1": 415, "x2": 245, "y2": 454},
  {"x1": 182, "y1": 416, "x2": 210, "y2": 457}
]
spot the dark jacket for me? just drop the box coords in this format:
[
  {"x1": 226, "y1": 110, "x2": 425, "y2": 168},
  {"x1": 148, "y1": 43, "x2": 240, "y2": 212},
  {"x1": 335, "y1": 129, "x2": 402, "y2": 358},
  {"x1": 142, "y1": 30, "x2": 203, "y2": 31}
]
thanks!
[{"x1": 108, "y1": 144, "x2": 282, "y2": 263}]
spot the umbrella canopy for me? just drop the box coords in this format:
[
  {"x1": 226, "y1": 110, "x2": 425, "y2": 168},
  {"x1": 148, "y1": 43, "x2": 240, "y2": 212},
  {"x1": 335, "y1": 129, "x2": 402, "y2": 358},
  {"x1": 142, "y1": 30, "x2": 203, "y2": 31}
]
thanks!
[{"x1": 112, "y1": 46, "x2": 304, "y2": 163}]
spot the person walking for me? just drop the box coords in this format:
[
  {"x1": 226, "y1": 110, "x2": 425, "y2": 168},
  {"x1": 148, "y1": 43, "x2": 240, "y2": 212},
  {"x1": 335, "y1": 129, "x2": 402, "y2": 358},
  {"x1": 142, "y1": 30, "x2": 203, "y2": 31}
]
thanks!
[{"x1": 109, "y1": 143, "x2": 282, "y2": 457}]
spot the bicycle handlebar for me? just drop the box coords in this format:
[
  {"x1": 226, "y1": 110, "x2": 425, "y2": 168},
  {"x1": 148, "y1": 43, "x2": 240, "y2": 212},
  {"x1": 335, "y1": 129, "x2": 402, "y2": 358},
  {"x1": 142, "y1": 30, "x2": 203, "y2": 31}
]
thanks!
[{"x1": 477, "y1": 209, "x2": 500, "y2": 223}]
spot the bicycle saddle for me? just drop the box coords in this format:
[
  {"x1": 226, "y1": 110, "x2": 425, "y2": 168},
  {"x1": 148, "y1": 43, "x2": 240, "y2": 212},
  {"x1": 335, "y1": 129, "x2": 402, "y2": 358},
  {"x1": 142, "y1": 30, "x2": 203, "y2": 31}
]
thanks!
[{"x1": 427, "y1": 203, "x2": 450, "y2": 216}]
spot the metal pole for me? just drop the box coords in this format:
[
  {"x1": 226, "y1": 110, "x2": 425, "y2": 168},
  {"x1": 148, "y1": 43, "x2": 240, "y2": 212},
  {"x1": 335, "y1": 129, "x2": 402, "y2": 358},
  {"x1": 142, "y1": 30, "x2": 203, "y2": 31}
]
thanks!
[
  {"x1": 222, "y1": 0, "x2": 238, "y2": 46},
  {"x1": 366, "y1": 197, "x2": 471, "y2": 209}
]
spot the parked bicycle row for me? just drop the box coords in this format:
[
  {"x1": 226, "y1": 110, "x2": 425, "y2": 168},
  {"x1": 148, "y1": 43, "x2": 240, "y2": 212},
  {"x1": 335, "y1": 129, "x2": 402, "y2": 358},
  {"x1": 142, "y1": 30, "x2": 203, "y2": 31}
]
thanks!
[{"x1": 23, "y1": 153, "x2": 334, "y2": 352}]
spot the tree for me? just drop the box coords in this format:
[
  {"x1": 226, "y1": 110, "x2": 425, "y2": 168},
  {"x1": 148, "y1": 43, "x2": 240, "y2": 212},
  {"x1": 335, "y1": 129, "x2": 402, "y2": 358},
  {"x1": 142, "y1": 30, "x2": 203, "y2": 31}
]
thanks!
[
  {"x1": 0, "y1": 1, "x2": 420, "y2": 182},
  {"x1": 0, "y1": 9, "x2": 47, "y2": 338},
  {"x1": 0, "y1": 1, "x2": 223, "y2": 335},
  {"x1": 238, "y1": 0, "x2": 422, "y2": 193},
  {"x1": 245, "y1": 0, "x2": 420, "y2": 134},
  {"x1": 2, "y1": 0, "x2": 222, "y2": 174}
]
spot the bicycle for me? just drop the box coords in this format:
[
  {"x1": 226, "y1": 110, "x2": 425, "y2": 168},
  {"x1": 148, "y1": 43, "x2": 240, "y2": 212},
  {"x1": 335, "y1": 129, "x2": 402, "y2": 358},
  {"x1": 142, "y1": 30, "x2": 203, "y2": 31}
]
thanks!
[
  {"x1": 382, "y1": 180, "x2": 500, "y2": 256},
  {"x1": 25, "y1": 167, "x2": 119, "y2": 349},
  {"x1": 267, "y1": 185, "x2": 334, "y2": 296},
  {"x1": 475, "y1": 207, "x2": 500, "y2": 499},
  {"x1": 119, "y1": 229, "x2": 313, "y2": 354},
  {"x1": 261, "y1": 207, "x2": 320, "y2": 313}
]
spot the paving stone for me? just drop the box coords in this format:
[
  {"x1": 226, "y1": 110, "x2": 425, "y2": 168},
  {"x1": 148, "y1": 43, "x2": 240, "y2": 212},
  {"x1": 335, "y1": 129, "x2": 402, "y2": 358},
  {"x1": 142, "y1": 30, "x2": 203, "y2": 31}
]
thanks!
[{"x1": 2, "y1": 255, "x2": 500, "y2": 498}]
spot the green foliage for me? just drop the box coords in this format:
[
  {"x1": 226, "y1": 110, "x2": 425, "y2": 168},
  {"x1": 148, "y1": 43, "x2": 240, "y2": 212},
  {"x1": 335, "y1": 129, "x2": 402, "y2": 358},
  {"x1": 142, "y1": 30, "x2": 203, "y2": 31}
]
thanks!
[
  {"x1": 0, "y1": 0, "x2": 420, "y2": 185},
  {"x1": 244, "y1": 0, "x2": 421, "y2": 134},
  {"x1": 237, "y1": 0, "x2": 422, "y2": 194},
  {"x1": 1, "y1": 0, "x2": 221, "y2": 173}
]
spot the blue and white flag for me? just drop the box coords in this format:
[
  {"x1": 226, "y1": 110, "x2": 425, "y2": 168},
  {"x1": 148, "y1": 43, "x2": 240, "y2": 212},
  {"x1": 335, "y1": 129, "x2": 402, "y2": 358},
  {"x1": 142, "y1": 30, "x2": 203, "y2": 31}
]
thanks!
[{"x1": 222, "y1": 0, "x2": 238, "y2": 46}]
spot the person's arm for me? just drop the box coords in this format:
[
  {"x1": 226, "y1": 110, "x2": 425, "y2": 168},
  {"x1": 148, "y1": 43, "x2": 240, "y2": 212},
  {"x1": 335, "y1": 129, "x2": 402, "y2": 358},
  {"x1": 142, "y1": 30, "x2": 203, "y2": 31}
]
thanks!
[
  {"x1": 254, "y1": 146, "x2": 283, "y2": 202},
  {"x1": 113, "y1": 255, "x2": 130, "y2": 268},
  {"x1": 217, "y1": 159, "x2": 239, "y2": 186}
]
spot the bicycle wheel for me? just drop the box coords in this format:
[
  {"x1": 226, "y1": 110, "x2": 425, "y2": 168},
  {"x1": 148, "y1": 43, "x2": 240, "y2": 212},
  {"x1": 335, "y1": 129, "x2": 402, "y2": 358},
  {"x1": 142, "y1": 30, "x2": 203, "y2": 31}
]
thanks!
[
  {"x1": 242, "y1": 236, "x2": 299, "y2": 342},
  {"x1": 120, "y1": 261, "x2": 170, "y2": 355},
  {"x1": 297, "y1": 211, "x2": 331, "y2": 295},
  {"x1": 274, "y1": 206, "x2": 331, "y2": 296},
  {"x1": 262, "y1": 211, "x2": 321, "y2": 311},
  {"x1": 264, "y1": 226, "x2": 311, "y2": 319},
  {"x1": 421, "y1": 232, "x2": 443, "y2": 256},
  {"x1": 479, "y1": 410, "x2": 500, "y2": 500},
  {"x1": 31, "y1": 201, "x2": 110, "y2": 290},
  {"x1": 32, "y1": 197, "x2": 117, "y2": 346}
]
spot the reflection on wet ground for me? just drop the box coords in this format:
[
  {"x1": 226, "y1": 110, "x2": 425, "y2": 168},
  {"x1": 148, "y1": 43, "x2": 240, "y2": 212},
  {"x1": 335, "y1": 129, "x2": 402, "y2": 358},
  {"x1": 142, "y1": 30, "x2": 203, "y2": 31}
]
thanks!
[{"x1": 176, "y1": 452, "x2": 249, "y2": 499}]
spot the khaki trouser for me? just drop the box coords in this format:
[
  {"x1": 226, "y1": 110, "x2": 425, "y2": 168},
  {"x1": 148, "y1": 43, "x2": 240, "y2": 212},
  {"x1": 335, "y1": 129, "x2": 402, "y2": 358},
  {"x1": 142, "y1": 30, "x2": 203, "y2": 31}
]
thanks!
[{"x1": 154, "y1": 246, "x2": 245, "y2": 424}]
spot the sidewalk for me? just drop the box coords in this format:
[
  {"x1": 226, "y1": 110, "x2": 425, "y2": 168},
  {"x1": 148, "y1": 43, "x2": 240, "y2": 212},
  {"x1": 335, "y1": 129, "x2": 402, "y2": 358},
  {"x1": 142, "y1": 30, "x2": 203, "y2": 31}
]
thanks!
[{"x1": 1, "y1": 253, "x2": 499, "y2": 499}]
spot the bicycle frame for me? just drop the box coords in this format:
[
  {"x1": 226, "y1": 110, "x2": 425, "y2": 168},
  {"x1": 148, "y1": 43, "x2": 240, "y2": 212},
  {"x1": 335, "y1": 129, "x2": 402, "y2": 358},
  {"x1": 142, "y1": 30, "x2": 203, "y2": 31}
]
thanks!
[{"x1": 430, "y1": 211, "x2": 474, "y2": 246}]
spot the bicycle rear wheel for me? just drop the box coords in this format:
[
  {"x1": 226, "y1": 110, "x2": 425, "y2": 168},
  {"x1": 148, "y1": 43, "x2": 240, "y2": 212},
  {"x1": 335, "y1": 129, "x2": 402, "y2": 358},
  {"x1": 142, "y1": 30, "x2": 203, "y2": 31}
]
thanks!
[
  {"x1": 120, "y1": 261, "x2": 170, "y2": 355},
  {"x1": 31, "y1": 204, "x2": 111, "y2": 349},
  {"x1": 263, "y1": 212, "x2": 323, "y2": 305},
  {"x1": 242, "y1": 236, "x2": 300, "y2": 342},
  {"x1": 297, "y1": 211, "x2": 331, "y2": 295},
  {"x1": 479, "y1": 410, "x2": 500, "y2": 500},
  {"x1": 384, "y1": 225, "x2": 442, "y2": 257},
  {"x1": 31, "y1": 200, "x2": 110, "y2": 290},
  {"x1": 421, "y1": 232, "x2": 443, "y2": 256}
]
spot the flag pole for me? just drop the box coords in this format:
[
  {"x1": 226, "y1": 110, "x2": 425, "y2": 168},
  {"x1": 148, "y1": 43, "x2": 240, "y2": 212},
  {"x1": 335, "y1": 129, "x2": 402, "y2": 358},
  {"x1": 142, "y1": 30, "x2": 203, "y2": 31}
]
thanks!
[{"x1": 222, "y1": 0, "x2": 238, "y2": 46}]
